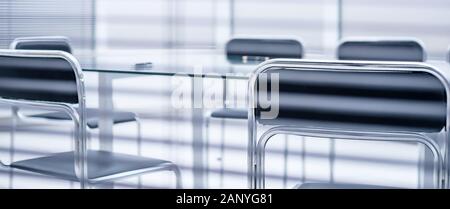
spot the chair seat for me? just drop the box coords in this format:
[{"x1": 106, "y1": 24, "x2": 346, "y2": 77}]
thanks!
[
  {"x1": 29, "y1": 108, "x2": 136, "y2": 128},
  {"x1": 10, "y1": 150, "x2": 172, "y2": 183},
  {"x1": 294, "y1": 182, "x2": 397, "y2": 189},
  {"x1": 210, "y1": 108, "x2": 247, "y2": 119}
]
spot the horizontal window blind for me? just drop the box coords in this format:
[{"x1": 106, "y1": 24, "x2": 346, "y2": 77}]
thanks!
[
  {"x1": 0, "y1": 0, "x2": 95, "y2": 53},
  {"x1": 234, "y1": 0, "x2": 326, "y2": 53},
  {"x1": 343, "y1": 0, "x2": 450, "y2": 60},
  {"x1": 96, "y1": 0, "x2": 216, "y2": 50}
]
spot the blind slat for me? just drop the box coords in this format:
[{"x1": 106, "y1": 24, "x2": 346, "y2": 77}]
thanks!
[{"x1": 0, "y1": 0, "x2": 95, "y2": 52}]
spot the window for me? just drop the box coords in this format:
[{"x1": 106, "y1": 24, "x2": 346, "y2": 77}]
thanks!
[
  {"x1": 0, "y1": 0, "x2": 95, "y2": 53},
  {"x1": 342, "y1": 0, "x2": 450, "y2": 60}
]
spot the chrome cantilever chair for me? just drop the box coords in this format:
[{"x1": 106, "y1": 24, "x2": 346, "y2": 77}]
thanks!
[
  {"x1": 248, "y1": 59, "x2": 449, "y2": 189},
  {"x1": 0, "y1": 50, "x2": 182, "y2": 189},
  {"x1": 207, "y1": 38, "x2": 304, "y2": 130},
  {"x1": 9, "y1": 36, "x2": 142, "y2": 144}
]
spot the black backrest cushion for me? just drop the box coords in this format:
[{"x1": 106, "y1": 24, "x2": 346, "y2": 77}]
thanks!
[
  {"x1": 226, "y1": 38, "x2": 303, "y2": 61},
  {"x1": 338, "y1": 40, "x2": 425, "y2": 62},
  {"x1": 256, "y1": 68, "x2": 446, "y2": 132},
  {"x1": 0, "y1": 55, "x2": 78, "y2": 103},
  {"x1": 15, "y1": 41, "x2": 72, "y2": 54}
]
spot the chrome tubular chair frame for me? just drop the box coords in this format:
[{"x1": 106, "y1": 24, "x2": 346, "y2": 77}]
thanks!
[
  {"x1": 0, "y1": 49, "x2": 88, "y2": 188},
  {"x1": 254, "y1": 127, "x2": 442, "y2": 189},
  {"x1": 0, "y1": 50, "x2": 181, "y2": 189},
  {"x1": 9, "y1": 106, "x2": 143, "y2": 160},
  {"x1": 247, "y1": 59, "x2": 450, "y2": 189}
]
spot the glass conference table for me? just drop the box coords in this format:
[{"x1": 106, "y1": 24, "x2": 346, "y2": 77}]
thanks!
[
  {"x1": 81, "y1": 49, "x2": 255, "y2": 77},
  {"x1": 79, "y1": 49, "x2": 255, "y2": 188},
  {"x1": 77, "y1": 49, "x2": 450, "y2": 188}
]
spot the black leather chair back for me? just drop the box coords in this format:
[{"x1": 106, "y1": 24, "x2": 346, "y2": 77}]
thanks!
[
  {"x1": 0, "y1": 51, "x2": 79, "y2": 103},
  {"x1": 255, "y1": 65, "x2": 446, "y2": 132}
]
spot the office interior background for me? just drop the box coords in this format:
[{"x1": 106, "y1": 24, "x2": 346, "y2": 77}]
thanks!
[{"x1": 1, "y1": 0, "x2": 450, "y2": 189}]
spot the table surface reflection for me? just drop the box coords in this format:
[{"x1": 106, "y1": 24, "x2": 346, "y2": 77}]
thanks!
[
  {"x1": 78, "y1": 48, "x2": 450, "y2": 80},
  {"x1": 79, "y1": 49, "x2": 259, "y2": 79}
]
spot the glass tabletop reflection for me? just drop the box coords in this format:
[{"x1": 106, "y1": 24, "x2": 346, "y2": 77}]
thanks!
[{"x1": 78, "y1": 49, "x2": 257, "y2": 79}]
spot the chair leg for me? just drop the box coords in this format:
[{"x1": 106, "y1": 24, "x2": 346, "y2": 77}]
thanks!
[
  {"x1": 218, "y1": 118, "x2": 227, "y2": 188},
  {"x1": 329, "y1": 139, "x2": 335, "y2": 184},
  {"x1": 301, "y1": 137, "x2": 306, "y2": 184},
  {"x1": 169, "y1": 163, "x2": 183, "y2": 189},
  {"x1": 255, "y1": 135, "x2": 268, "y2": 189},
  {"x1": 70, "y1": 127, "x2": 75, "y2": 189},
  {"x1": 135, "y1": 117, "x2": 143, "y2": 189},
  {"x1": 135, "y1": 117, "x2": 142, "y2": 151},
  {"x1": 79, "y1": 130, "x2": 92, "y2": 189},
  {"x1": 80, "y1": 181, "x2": 93, "y2": 189},
  {"x1": 282, "y1": 135, "x2": 289, "y2": 188},
  {"x1": 139, "y1": 163, "x2": 182, "y2": 189},
  {"x1": 9, "y1": 106, "x2": 19, "y2": 189},
  {"x1": 80, "y1": 182, "x2": 86, "y2": 189},
  {"x1": 204, "y1": 115, "x2": 211, "y2": 188},
  {"x1": 204, "y1": 115, "x2": 228, "y2": 189}
]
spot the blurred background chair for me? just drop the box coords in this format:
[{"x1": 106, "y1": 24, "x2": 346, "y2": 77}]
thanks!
[
  {"x1": 205, "y1": 38, "x2": 303, "y2": 186},
  {"x1": 0, "y1": 50, "x2": 182, "y2": 189},
  {"x1": 337, "y1": 38, "x2": 426, "y2": 62},
  {"x1": 248, "y1": 59, "x2": 447, "y2": 189},
  {"x1": 8, "y1": 36, "x2": 145, "y2": 187},
  {"x1": 9, "y1": 36, "x2": 142, "y2": 151},
  {"x1": 10, "y1": 36, "x2": 73, "y2": 54},
  {"x1": 226, "y1": 37, "x2": 304, "y2": 64},
  {"x1": 207, "y1": 37, "x2": 304, "y2": 129}
]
